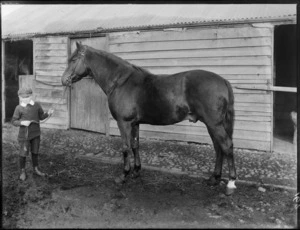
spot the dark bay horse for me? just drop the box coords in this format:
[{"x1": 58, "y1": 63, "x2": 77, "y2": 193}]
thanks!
[{"x1": 62, "y1": 42, "x2": 237, "y2": 195}]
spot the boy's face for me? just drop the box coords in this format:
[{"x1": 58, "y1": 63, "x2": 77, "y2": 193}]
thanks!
[{"x1": 19, "y1": 95, "x2": 32, "y2": 105}]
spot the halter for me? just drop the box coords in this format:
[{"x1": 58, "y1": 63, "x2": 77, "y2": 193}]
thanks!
[{"x1": 65, "y1": 48, "x2": 89, "y2": 86}]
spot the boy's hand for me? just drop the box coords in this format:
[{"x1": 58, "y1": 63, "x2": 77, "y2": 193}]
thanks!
[
  {"x1": 47, "y1": 108, "x2": 54, "y2": 116},
  {"x1": 21, "y1": 120, "x2": 31, "y2": 126}
]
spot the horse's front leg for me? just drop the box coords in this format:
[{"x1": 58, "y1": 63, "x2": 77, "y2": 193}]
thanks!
[
  {"x1": 115, "y1": 120, "x2": 133, "y2": 184},
  {"x1": 131, "y1": 124, "x2": 141, "y2": 178}
]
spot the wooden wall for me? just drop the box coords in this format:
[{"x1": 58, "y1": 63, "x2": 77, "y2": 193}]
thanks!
[
  {"x1": 34, "y1": 36, "x2": 69, "y2": 129},
  {"x1": 108, "y1": 25, "x2": 273, "y2": 151},
  {"x1": 26, "y1": 24, "x2": 273, "y2": 151}
]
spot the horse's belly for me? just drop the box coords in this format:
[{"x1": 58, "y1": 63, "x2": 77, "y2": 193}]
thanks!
[{"x1": 140, "y1": 103, "x2": 190, "y2": 125}]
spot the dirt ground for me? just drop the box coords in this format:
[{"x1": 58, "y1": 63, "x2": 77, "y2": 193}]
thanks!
[{"x1": 2, "y1": 140, "x2": 298, "y2": 228}]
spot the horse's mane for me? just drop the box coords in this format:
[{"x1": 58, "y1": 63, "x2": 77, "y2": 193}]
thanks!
[{"x1": 86, "y1": 46, "x2": 151, "y2": 75}]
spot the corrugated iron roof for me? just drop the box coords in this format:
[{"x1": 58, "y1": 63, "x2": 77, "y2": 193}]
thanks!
[{"x1": 2, "y1": 4, "x2": 296, "y2": 38}]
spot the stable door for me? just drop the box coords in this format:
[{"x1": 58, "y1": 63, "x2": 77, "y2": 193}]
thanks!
[{"x1": 70, "y1": 37, "x2": 108, "y2": 134}]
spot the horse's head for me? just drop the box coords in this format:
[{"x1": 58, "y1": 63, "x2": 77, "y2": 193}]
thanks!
[{"x1": 61, "y1": 42, "x2": 90, "y2": 86}]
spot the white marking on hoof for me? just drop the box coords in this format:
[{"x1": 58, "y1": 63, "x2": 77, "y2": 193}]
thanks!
[{"x1": 227, "y1": 180, "x2": 237, "y2": 189}]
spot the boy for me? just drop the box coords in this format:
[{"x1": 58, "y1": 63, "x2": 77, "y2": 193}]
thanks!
[{"x1": 11, "y1": 87, "x2": 54, "y2": 181}]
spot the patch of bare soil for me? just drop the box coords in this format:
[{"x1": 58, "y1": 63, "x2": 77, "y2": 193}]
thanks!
[{"x1": 2, "y1": 143, "x2": 297, "y2": 228}]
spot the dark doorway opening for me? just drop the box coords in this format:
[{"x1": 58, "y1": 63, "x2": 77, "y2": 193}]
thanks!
[
  {"x1": 273, "y1": 24, "x2": 297, "y2": 153},
  {"x1": 4, "y1": 40, "x2": 33, "y2": 122}
]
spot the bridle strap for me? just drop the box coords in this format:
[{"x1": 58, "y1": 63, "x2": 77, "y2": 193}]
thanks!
[{"x1": 67, "y1": 48, "x2": 89, "y2": 85}]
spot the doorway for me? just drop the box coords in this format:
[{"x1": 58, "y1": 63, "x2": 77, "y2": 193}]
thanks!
[
  {"x1": 69, "y1": 37, "x2": 109, "y2": 134},
  {"x1": 273, "y1": 24, "x2": 297, "y2": 153},
  {"x1": 4, "y1": 40, "x2": 33, "y2": 122}
]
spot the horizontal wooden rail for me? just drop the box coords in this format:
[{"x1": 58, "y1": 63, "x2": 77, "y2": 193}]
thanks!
[{"x1": 235, "y1": 85, "x2": 297, "y2": 93}]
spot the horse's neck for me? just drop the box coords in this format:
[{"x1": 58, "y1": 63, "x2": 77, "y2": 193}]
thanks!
[{"x1": 86, "y1": 49, "x2": 133, "y2": 95}]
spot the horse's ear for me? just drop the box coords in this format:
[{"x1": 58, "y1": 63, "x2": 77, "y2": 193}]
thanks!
[{"x1": 76, "y1": 42, "x2": 82, "y2": 50}]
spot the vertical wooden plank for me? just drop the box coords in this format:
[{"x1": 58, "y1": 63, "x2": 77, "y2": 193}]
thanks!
[
  {"x1": 33, "y1": 38, "x2": 36, "y2": 77},
  {"x1": 2, "y1": 41, "x2": 5, "y2": 124},
  {"x1": 270, "y1": 25, "x2": 275, "y2": 153},
  {"x1": 105, "y1": 35, "x2": 110, "y2": 136},
  {"x1": 67, "y1": 37, "x2": 71, "y2": 129}
]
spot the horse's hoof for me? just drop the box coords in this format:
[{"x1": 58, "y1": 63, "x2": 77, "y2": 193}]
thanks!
[
  {"x1": 131, "y1": 170, "x2": 141, "y2": 179},
  {"x1": 225, "y1": 187, "x2": 236, "y2": 196},
  {"x1": 114, "y1": 175, "x2": 126, "y2": 184},
  {"x1": 206, "y1": 176, "x2": 221, "y2": 186}
]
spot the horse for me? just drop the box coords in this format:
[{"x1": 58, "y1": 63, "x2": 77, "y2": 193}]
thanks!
[
  {"x1": 62, "y1": 42, "x2": 237, "y2": 195},
  {"x1": 5, "y1": 55, "x2": 31, "y2": 81}
]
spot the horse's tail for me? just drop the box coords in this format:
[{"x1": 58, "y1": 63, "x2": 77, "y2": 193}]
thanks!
[{"x1": 224, "y1": 79, "x2": 235, "y2": 139}]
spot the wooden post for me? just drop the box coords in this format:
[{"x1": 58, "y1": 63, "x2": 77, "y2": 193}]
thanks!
[
  {"x1": 105, "y1": 35, "x2": 110, "y2": 136},
  {"x1": 67, "y1": 37, "x2": 71, "y2": 129},
  {"x1": 2, "y1": 41, "x2": 5, "y2": 125}
]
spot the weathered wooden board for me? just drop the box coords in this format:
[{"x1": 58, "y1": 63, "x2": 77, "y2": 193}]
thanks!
[
  {"x1": 35, "y1": 36, "x2": 68, "y2": 43},
  {"x1": 35, "y1": 50, "x2": 67, "y2": 57},
  {"x1": 234, "y1": 94, "x2": 271, "y2": 104},
  {"x1": 36, "y1": 75, "x2": 62, "y2": 83},
  {"x1": 35, "y1": 96, "x2": 67, "y2": 104},
  {"x1": 221, "y1": 75, "x2": 272, "y2": 80},
  {"x1": 35, "y1": 70, "x2": 65, "y2": 76},
  {"x1": 38, "y1": 103, "x2": 68, "y2": 112},
  {"x1": 235, "y1": 110, "x2": 271, "y2": 117},
  {"x1": 35, "y1": 43, "x2": 68, "y2": 50},
  {"x1": 144, "y1": 66, "x2": 272, "y2": 75},
  {"x1": 113, "y1": 47, "x2": 272, "y2": 59},
  {"x1": 35, "y1": 63, "x2": 67, "y2": 71},
  {"x1": 110, "y1": 37, "x2": 272, "y2": 53},
  {"x1": 174, "y1": 119, "x2": 272, "y2": 131},
  {"x1": 109, "y1": 27, "x2": 272, "y2": 44},
  {"x1": 128, "y1": 56, "x2": 271, "y2": 67},
  {"x1": 35, "y1": 81, "x2": 65, "y2": 90},
  {"x1": 233, "y1": 87, "x2": 268, "y2": 95},
  {"x1": 34, "y1": 87, "x2": 65, "y2": 98},
  {"x1": 235, "y1": 102, "x2": 272, "y2": 113},
  {"x1": 35, "y1": 56, "x2": 67, "y2": 64}
]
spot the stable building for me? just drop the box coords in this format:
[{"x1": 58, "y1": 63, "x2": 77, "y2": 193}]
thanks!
[{"x1": 2, "y1": 4, "x2": 297, "y2": 153}]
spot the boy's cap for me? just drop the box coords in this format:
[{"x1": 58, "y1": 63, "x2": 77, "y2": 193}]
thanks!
[{"x1": 18, "y1": 87, "x2": 33, "y2": 98}]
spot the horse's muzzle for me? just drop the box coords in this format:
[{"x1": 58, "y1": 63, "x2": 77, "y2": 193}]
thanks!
[{"x1": 61, "y1": 75, "x2": 73, "y2": 86}]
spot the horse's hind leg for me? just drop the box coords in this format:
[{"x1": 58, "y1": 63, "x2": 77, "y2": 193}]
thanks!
[
  {"x1": 207, "y1": 131, "x2": 224, "y2": 186},
  {"x1": 132, "y1": 124, "x2": 141, "y2": 178},
  {"x1": 115, "y1": 120, "x2": 133, "y2": 184},
  {"x1": 207, "y1": 124, "x2": 237, "y2": 195}
]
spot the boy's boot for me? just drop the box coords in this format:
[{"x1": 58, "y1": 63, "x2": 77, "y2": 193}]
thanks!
[
  {"x1": 19, "y1": 156, "x2": 27, "y2": 181},
  {"x1": 32, "y1": 153, "x2": 46, "y2": 177}
]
